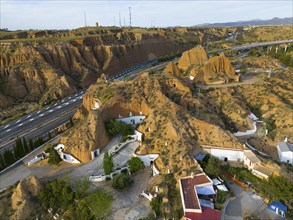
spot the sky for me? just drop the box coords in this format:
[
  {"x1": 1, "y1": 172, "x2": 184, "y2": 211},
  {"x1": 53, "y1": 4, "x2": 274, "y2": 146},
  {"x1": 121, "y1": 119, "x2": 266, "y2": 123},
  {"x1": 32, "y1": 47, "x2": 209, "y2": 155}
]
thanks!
[{"x1": 1, "y1": 0, "x2": 292, "y2": 30}]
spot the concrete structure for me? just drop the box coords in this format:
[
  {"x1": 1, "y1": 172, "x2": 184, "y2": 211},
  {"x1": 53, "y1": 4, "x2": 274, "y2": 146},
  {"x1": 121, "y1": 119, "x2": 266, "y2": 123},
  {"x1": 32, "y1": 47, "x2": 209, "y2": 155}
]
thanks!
[
  {"x1": 92, "y1": 99, "x2": 101, "y2": 110},
  {"x1": 277, "y1": 141, "x2": 293, "y2": 164},
  {"x1": 89, "y1": 166, "x2": 129, "y2": 182},
  {"x1": 268, "y1": 201, "x2": 287, "y2": 217},
  {"x1": 179, "y1": 173, "x2": 221, "y2": 220},
  {"x1": 116, "y1": 115, "x2": 146, "y2": 125},
  {"x1": 243, "y1": 150, "x2": 260, "y2": 170},
  {"x1": 200, "y1": 146, "x2": 272, "y2": 179},
  {"x1": 91, "y1": 149, "x2": 100, "y2": 160},
  {"x1": 203, "y1": 146, "x2": 244, "y2": 162},
  {"x1": 54, "y1": 144, "x2": 80, "y2": 164}
]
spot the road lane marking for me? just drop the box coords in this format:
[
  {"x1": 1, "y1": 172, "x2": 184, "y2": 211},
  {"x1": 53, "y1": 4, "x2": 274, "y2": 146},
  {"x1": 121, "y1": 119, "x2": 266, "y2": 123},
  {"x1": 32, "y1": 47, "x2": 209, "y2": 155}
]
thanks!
[{"x1": 18, "y1": 123, "x2": 23, "y2": 127}]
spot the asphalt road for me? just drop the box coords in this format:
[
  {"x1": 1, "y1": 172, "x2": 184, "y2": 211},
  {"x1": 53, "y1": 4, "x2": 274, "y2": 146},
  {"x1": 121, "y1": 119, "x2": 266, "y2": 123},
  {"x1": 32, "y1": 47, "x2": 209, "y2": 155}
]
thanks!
[{"x1": 0, "y1": 90, "x2": 85, "y2": 152}]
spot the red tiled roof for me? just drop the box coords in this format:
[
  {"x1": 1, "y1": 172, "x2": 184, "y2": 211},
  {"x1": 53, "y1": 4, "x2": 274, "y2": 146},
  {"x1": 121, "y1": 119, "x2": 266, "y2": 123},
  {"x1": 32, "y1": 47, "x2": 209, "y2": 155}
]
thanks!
[
  {"x1": 185, "y1": 207, "x2": 221, "y2": 220},
  {"x1": 180, "y1": 174, "x2": 212, "y2": 210}
]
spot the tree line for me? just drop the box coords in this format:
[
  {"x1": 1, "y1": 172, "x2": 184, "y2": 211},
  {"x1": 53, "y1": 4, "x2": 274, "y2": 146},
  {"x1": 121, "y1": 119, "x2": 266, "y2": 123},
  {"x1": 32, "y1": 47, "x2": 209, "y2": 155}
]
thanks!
[{"x1": 0, "y1": 135, "x2": 47, "y2": 171}]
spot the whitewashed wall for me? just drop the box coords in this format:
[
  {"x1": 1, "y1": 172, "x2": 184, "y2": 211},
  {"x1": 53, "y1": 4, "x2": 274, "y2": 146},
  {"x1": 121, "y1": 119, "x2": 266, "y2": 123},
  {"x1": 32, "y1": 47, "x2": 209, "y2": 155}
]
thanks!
[
  {"x1": 210, "y1": 149, "x2": 244, "y2": 161},
  {"x1": 133, "y1": 153, "x2": 159, "y2": 167},
  {"x1": 116, "y1": 115, "x2": 146, "y2": 125},
  {"x1": 279, "y1": 151, "x2": 293, "y2": 164},
  {"x1": 61, "y1": 152, "x2": 80, "y2": 164}
]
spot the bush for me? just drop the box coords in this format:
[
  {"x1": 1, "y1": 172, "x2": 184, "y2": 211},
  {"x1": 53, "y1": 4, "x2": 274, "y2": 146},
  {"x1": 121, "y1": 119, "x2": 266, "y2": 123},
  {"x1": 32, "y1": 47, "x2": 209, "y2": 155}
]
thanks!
[
  {"x1": 205, "y1": 156, "x2": 221, "y2": 177},
  {"x1": 112, "y1": 173, "x2": 133, "y2": 190},
  {"x1": 128, "y1": 157, "x2": 145, "y2": 173},
  {"x1": 105, "y1": 119, "x2": 134, "y2": 139},
  {"x1": 48, "y1": 147, "x2": 62, "y2": 165},
  {"x1": 150, "y1": 197, "x2": 162, "y2": 216},
  {"x1": 217, "y1": 190, "x2": 228, "y2": 204},
  {"x1": 103, "y1": 151, "x2": 113, "y2": 175}
]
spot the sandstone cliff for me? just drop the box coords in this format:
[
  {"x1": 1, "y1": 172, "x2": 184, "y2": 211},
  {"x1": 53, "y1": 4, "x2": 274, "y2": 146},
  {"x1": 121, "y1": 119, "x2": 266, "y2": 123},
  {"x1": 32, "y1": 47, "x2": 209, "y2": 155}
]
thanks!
[
  {"x1": 178, "y1": 46, "x2": 207, "y2": 70},
  {"x1": 11, "y1": 176, "x2": 42, "y2": 220}
]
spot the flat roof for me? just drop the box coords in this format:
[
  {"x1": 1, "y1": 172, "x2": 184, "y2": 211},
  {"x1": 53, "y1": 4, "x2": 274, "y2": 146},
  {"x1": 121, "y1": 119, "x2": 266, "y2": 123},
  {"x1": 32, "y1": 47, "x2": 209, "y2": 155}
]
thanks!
[
  {"x1": 253, "y1": 165, "x2": 273, "y2": 177},
  {"x1": 244, "y1": 150, "x2": 260, "y2": 164},
  {"x1": 278, "y1": 142, "x2": 293, "y2": 152},
  {"x1": 180, "y1": 173, "x2": 212, "y2": 210}
]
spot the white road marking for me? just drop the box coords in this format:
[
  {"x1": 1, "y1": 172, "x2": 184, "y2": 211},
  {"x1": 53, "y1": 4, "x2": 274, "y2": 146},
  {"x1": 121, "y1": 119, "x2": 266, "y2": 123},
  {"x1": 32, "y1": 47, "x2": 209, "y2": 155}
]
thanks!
[
  {"x1": 18, "y1": 123, "x2": 23, "y2": 127},
  {"x1": 6, "y1": 129, "x2": 11, "y2": 132},
  {"x1": 29, "y1": 118, "x2": 35, "y2": 121},
  {"x1": 16, "y1": 119, "x2": 21, "y2": 123},
  {"x1": 49, "y1": 110, "x2": 54, "y2": 113},
  {"x1": 4, "y1": 125, "x2": 9, "y2": 128},
  {"x1": 37, "y1": 110, "x2": 41, "y2": 114},
  {"x1": 27, "y1": 115, "x2": 31, "y2": 118},
  {"x1": 40, "y1": 114, "x2": 44, "y2": 117}
]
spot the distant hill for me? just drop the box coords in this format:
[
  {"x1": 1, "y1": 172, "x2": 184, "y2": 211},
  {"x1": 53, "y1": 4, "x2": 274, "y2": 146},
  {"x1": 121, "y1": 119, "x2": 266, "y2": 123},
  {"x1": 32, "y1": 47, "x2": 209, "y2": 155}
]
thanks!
[{"x1": 196, "y1": 17, "x2": 293, "y2": 27}]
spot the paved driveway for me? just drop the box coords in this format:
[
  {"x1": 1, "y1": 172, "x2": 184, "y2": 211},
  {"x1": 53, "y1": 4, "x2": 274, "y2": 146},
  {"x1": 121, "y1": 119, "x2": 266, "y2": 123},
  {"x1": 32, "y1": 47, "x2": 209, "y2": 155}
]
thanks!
[{"x1": 224, "y1": 181, "x2": 284, "y2": 220}]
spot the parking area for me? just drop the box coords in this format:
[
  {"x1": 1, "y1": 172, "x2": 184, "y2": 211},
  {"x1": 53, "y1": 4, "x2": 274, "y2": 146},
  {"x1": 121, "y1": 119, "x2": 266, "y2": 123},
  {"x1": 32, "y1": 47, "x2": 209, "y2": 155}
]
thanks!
[{"x1": 224, "y1": 180, "x2": 284, "y2": 220}]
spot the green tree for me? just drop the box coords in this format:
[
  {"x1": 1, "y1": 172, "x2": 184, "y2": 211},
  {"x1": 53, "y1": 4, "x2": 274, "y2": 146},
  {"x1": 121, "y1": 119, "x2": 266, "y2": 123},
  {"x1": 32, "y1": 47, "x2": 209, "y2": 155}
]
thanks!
[
  {"x1": 105, "y1": 119, "x2": 133, "y2": 139},
  {"x1": 205, "y1": 156, "x2": 221, "y2": 177},
  {"x1": 75, "y1": 178, "x2": 91, "y2": 199},
  {"x1": 85, "y1": 189, "x2": 113, "y2": 219},
  {"x1": 70, "y1": 118, "x2": 74, "y2": 127},
  {"x1": 260, "y1": 175, "x2": 293, "y2": 201},
  {"x1": 112, "y1": 173, "x2": 133, "y2": 190},
  {"x1": 22, "y1": 137, "x2": 30, "y2": 153},
  {"x1": 48, "y1": 147, "x2": 62, "y2": 165},
  {"x1": 28, "y1": 138, "x2": 34, "y2": 151},
  {"x1": 128, "y1": 157, "x2": 145, "y2": 174},
  {"x1": 0, "y1": 153, "x2": 6, "y2": 170},
  {"x1": 3, "y1": 149, "x2": 15, "y2": 166},
  {"x1": 47, "y1": 132, "x2": 52, "y2": 140},
  {"x1": 15, "y1": 137, "x2": 25, "y2": 157},
  {"x1": 150, "y1": 197, "x2": 162, "y2": 216},
  {"x1": 103, "y1": 151, "x2": 113, "y2": 175}
]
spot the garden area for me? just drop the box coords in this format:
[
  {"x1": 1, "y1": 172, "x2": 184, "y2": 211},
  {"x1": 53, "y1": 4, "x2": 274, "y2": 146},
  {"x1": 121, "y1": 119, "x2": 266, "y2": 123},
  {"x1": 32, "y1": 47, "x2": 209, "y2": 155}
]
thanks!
[
  {"x1": 37, "y1": 178, "x2": 112, "y2": 219},
  {"x1": 200, "y1": 155, "x2": 293, "y2": 216}
]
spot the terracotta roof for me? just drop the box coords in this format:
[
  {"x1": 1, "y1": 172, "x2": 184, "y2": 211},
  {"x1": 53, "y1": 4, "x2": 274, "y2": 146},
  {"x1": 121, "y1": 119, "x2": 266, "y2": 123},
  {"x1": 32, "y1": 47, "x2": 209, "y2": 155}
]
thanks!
[
  {"x1": 180, "y1": 174, "x2": 212, "y2": 210},
  {"x1": 185, "y1": 207, "x2": 221, "y2": 220}
]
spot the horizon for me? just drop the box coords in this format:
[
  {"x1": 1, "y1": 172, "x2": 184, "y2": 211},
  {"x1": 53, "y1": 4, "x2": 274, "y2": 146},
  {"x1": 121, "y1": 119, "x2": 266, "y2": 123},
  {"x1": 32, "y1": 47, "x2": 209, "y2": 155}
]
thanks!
[{"x1": 1, "y1": 1, "x2": 293, "y2": 30}]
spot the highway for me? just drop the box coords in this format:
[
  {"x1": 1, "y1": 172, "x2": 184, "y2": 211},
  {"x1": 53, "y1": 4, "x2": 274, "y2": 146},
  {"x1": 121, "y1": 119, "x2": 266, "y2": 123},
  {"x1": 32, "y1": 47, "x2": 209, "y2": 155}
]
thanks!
[
  {"x1": 214, "y1": 39, "x2": 293, "y2": 53},
  {"x1": 0, "y1": 90, "x2": 85, "y2": 153}
]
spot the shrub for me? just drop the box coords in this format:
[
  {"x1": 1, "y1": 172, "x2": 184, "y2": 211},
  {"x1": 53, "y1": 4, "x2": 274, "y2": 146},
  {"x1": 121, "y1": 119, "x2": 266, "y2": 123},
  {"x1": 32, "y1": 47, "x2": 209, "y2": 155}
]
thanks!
[
  {"x1": 128, "y1": 157, "x2": 145, "y2": 174},
  {"x1": 150, "y1": 197, "x2": 162, "y2": 216},
  {"x1": 48, "y1": 147, "x2": 62, "y2": 165},
  {"x1": 112, "y1": 173, "x2": 133, "y2": 190}
]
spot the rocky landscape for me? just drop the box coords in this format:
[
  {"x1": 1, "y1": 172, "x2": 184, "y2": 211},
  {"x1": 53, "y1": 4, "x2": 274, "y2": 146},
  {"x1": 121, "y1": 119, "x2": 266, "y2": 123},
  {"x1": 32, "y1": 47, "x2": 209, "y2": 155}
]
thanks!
[
  {"x1": 60, "y1": 44, "x2": 293, "y2": 173},
  {"x1": 0, "y1": 27, "x2": 239, "y2": 121}
]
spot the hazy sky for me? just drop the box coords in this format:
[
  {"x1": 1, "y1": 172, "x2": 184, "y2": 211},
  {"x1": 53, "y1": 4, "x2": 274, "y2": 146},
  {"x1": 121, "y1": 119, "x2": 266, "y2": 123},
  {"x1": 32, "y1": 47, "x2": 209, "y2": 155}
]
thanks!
[{"x1": 1, "y1": 0, "x2": 292, "y2": 30}]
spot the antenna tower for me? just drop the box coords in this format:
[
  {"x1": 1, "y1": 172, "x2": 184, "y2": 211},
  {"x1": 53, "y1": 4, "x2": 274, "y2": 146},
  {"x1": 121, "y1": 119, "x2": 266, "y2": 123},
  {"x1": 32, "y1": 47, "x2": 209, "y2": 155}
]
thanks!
[{"x1": 129, "y1": 7, "x2": 132, "y2": 27}]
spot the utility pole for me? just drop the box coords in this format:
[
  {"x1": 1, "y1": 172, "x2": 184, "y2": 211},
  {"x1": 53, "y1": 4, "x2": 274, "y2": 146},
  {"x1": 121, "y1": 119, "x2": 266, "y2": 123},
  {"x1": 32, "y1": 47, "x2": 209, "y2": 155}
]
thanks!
[
  {"x1": 114, "y1": 16, "x2": 116, "y2": 27},
  {"x1": 129, "y1": 7, "x2": 132, "y2": 27},
  {"x1": 119, "y1": 12, "x2": 121, "y2": 27},
  {"x1": 124, "y1": 17, "x2": 126, "y2": 27},
  {"x1": 154, "y1": 17, "x2": 156, "y2": 28},
  {"x1": 84, "y1": 11, "x2": 87, "y2": 27}
]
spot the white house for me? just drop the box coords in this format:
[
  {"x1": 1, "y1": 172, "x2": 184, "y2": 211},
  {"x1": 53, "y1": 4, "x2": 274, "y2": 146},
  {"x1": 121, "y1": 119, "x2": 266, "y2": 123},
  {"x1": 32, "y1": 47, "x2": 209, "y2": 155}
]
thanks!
[{"x1": 277, "y1": 141, "x2": 293, "y2": 165}]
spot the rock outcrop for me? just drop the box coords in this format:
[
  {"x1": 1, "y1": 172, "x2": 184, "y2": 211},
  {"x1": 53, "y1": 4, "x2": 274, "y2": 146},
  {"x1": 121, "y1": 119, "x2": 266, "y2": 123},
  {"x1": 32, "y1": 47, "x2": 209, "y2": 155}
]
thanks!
[
  {"x1": 178, "y1": 46, "x2": 207, "y2": 71},
  {"x1": 11, "y1": 176, "x2": 42, "y2": 220}
]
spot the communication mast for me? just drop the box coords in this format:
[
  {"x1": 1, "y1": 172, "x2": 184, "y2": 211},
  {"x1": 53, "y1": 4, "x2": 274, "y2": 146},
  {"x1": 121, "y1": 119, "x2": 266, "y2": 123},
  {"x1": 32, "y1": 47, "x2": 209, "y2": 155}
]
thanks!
[
  {"x1": 84, "y1": 11, "x2": 87, "y2": 27},
  {"x1": 129, "y1": 7, "x2": 132, "y2": 27},
  {"x1": 119, "y1": 12, "x2": 121, "y2": 27}
]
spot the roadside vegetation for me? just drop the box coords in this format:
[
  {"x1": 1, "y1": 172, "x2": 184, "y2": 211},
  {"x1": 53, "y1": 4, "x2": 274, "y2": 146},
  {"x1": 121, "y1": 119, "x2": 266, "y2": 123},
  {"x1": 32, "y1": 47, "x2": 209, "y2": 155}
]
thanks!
[
  {"x1": 38, "y1": 178, "x2": 112, "y2": 219},
  {"x1": 0, "y1": 136, "x2": 45, "y2": 171},
  {"x1": 158, "y1": 51, "x2": 182, "y2": 62}
]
